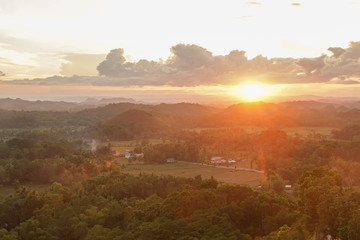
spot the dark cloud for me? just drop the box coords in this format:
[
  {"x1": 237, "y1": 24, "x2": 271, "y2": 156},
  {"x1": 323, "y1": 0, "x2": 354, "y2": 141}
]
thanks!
[
  {"x1": 2, "y1": 42, "x2": 360, "y2": 87},
  {"x1": 0, "y1": 71, "x2": 5, "y2": 77},
  {"x1": 97, "y1": 48, "x2": 127, "y2": 77}
]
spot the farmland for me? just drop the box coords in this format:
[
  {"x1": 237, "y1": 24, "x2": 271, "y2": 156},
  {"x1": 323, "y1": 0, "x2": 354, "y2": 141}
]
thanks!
[{"x1": 116, "y1": 158, "x2": 264, "y2": 186}]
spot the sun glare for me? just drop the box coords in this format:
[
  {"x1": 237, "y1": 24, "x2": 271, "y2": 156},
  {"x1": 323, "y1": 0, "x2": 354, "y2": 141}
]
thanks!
[{"x1": 229, "y1": 83, "x2": 272, "y2": 101}]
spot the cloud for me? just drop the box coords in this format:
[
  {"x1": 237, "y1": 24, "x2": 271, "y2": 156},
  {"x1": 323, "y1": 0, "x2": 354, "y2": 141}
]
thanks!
[
  {"x1": 97, "y1": 48, "x2": 164, "y2": 78},
  {"x1": 0, "y1": 57, "x2": 33, "y2": 68},
  {"x1": 0, "y1": 33, "x2": 48, "y2": 53},
  {"x1": 246, "y1": 2, "x2": 262, "y2": 6},
  {"x1": 167, "y1": 44, "x2": 213, "y2": 70},
  {"x1": 290, "y1": 3, "x2": 302, "y2": 7},
  {"x1": 60, "y1": 53, "x2": 105, "y2": 77},
  {"x1": 237, "y1": 16, "x2": 254, "y2": 19},
  {"x1": 97, "y1": 42, "x2": 360, "y2": 86},
  {"x1": 329, "y1": 78, "x2": 360, "y2": 85},
  {"x1": 321, "y1": 41, "x2": 360, "y2": 81},
  {"x1": 97, "y1": 48, "x2": 127, "y2": 77},
  {"x1": 0, "y1": 71, "x2": 5, "y2": 77},
  {"x1": 2, "y1": 42, "x2": 360, "y2": 87},
  {"x1": 328, "y1": 47, "x2": 345, "y2": 58},
  {"x1": 296, "y1": 55, "x2": 326, "y2": 75}
]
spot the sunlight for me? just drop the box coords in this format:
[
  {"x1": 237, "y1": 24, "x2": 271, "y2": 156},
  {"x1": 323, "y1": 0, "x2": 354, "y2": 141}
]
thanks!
[{"x1": 229, "y1": 83, "x2": 272, "y2": 101}]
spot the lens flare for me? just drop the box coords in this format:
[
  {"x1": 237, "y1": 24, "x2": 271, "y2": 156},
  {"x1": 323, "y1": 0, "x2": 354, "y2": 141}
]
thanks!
[{"x1": 229, "y1": 83, "x2": 272, "y2": 101}]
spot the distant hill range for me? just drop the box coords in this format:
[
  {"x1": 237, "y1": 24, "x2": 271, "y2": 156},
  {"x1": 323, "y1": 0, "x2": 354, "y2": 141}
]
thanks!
[
  {"x1": 197, "y1": 100, "x2": 360, "y2": 128},
  {"x1": 2, "y1": 97, "x2": 360, "y2": 134},
  {"x1": 268, "y1": 95, "x2": 360, "y2": 105},
  {"x1": 0, "y1": 97, "x2": 136, "y2": 111}
]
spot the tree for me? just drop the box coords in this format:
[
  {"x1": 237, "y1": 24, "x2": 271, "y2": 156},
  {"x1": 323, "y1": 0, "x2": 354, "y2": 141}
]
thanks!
[
  {"x1": 269, "y1": 174, "x2": 286, "y2": 194},
  {"x1": 0, "y1": 229, "x2": 18, "y2": 240},
  {"x1": 84, "y1": 225, "x2": 112, "y2": 240},
  {"x1": 297, "y1": 167, "x2": 342, "y2": 239},
  {"x1": 16, "y1": 218, "x2": 57, "y2": 240}
]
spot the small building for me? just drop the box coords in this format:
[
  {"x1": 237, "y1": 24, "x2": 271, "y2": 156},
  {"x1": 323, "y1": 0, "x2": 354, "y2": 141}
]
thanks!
[
  {"x1": 228, "y1": 159, "x2": 237, "y2": 164},
  {"x1": 211, "y1": 156, "x2": 226, "y2": 165},
  {"x1": 135, "y1": 153, "x2": 144, "y2": 158},
  {"x1": 125, "y1": 150, "x2": 134, "y2": 159},
  {"x1": 113, "y1": 150, "x2": 121, "y2": 157},
  {"x1": 166, "y1": 158, "x2": 177, "y2": 163}
]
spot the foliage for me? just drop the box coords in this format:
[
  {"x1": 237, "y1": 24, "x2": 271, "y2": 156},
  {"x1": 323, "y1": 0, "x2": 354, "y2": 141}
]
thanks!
[{"x1": 0, "y1": 171, "x2": 299, "y2": 239}]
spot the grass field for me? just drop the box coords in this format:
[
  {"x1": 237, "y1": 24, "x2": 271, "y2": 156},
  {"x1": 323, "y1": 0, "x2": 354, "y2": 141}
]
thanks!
[
  {"x1": 186, "y1": 126, "x2": 337, "y2": 138},
  {"x1": 117, "y1": 159, "x2": 264, "y2": 186},
  {"x1": 282, "y1": 127, "x2": 337, "y2": 138},
  {"x1": 185, "y1": 126, "x2": 265, "y2": 134}
]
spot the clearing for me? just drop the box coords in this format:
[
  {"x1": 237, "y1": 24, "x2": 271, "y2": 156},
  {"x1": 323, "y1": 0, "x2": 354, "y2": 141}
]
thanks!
[{"x1": 117, "y1": 159, "x2": 264, "y2": 186}]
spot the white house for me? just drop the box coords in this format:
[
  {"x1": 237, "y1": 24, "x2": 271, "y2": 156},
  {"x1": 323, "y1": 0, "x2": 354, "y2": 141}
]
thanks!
[
  {"x1": 211, "y1": 156, "x2": 224, "y2": 165},
  {"x1": 166, "y1": 158, "x2": 177, "y2": 163},
  {"x1": 228, "y1": 159, "x2": 237, "y2": 164},
  {"x1": 125, "y1": 150, "x2": 134, "y2": 159}
]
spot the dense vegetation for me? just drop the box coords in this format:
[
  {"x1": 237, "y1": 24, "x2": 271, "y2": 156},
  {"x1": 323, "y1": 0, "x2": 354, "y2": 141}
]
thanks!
[
  {"x1": 2, "y1": 167, "x2": 360, "y2": 240},
  {"x1": 2, "y1": 100, "x2": 360, "y2": 239},
  {"x1": 0, "y1": 138, "x2": 108, "y2": 185}
]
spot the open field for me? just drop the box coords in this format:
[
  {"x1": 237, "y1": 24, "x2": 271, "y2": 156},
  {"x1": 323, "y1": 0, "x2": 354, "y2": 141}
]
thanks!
[
  {"x1": 282, "y1": 126, "x2": 337, "y2": 138},
  {"x1": 186, "y1": 126, "x2": 337, "y2": 138},
  {"x1": 117, "y1": 159, "x2": 264, "y2": 186},
  {"x1": 184, "y1": 126, "x2": 265, "y2": 134}
]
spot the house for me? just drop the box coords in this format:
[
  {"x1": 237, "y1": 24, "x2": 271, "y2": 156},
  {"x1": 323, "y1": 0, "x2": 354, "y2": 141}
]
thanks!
[
  {"x1": 210, "y1": 156, "x2": 222, "y2": 164},
  {"x1": 166, "y1": 158, "x2": 177, "y2": 163},
  {"x1": 125, "y1": 150, "x2": 134, "y2": 159},
  {"x1": 113, "y1": 150, "x2": 121, "y2": 157},
  {"x1": 228, "y1": 159, "x2": 237, "y2": 164},
  {"x1": 211, "y1": 156, "x2": 226, "y2": 165}
]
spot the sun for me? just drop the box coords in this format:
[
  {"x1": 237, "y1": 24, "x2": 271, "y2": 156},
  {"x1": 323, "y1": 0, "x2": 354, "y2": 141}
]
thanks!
[{"x1": 229, "y1": 83, "x2": 271, "y2": 101}]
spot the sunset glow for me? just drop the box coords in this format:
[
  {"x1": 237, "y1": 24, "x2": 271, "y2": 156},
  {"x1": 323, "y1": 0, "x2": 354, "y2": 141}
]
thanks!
[
  {"x1": 229, "y1": 83, "x2": 272, "y2": 101},
  {"x1": 0, "y1": 0, "x2": 360, "y2": 100},
  {"x1": 1, "y1": 1, "x2": 360, "y2": 238}
]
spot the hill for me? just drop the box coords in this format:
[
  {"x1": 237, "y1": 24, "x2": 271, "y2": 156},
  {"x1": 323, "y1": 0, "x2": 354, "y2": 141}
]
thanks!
[
  {"x1": 2, "y1": 100, "x2": 360, "y2": 133},
  {"x1": 0, "y1": 98, "x2": 80, "y2": 111},
  {"x1": 198, "y1": 101, "x2": 348, "y2": 128},
  {"x1": 94, "y1": 109, "x2": 174, "y2": 140},
  {"x1": 0, "y1": 97, "x2": 136, "y2": 111},
  {"x1": 104, "y1": 109, "x2": 171, "y2": 132},
  {"x1": 77, "y1": 102, "x2": 215, "y2": 125}
]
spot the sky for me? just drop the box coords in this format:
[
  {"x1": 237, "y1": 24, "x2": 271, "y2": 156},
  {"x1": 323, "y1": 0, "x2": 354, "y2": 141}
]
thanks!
[{"x1": 1, "y1": 0, "x2": 360, "y2": 102}]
